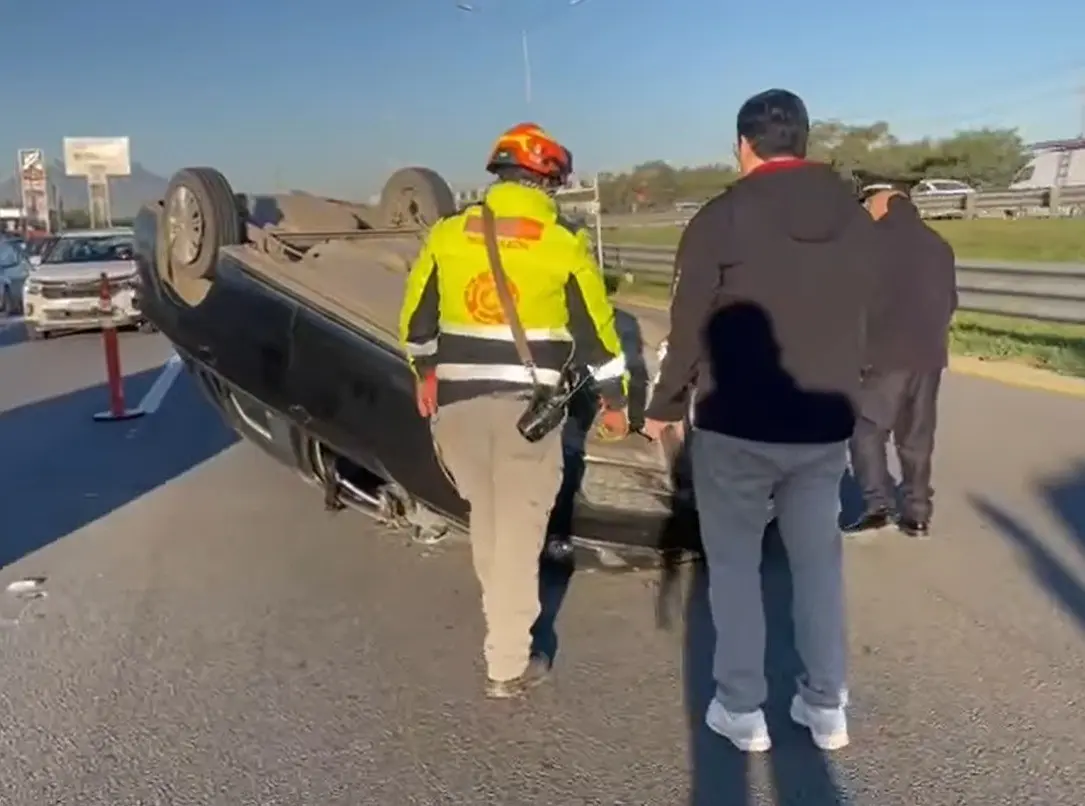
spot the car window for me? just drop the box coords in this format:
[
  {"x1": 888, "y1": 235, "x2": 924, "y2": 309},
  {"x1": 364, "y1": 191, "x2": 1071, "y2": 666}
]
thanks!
[
  {"x1": 929, "y1": 181, "x2": 968, "y2": 191},
  {"x1": 41, "y1": 234, "x2": 135, "y2": 265},
  {"x1": 0, "y1": 242, "x2": 20, "y2": 269},
  {"x1": 24, "y1": 238, "x2": 49, "y2": 258}
]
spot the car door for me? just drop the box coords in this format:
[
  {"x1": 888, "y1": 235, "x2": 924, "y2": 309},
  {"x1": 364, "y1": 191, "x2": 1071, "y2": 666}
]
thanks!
[
  {"x1": 287, "y1": 309, "x2": 464, "y2": 518},
  {"x1": 191, "y1": 253, "x2": 298, "y2": 415}
]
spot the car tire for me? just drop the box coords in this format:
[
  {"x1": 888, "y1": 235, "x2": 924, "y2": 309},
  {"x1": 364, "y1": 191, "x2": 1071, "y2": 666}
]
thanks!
[
  {"x1": 0, "y1": 287, "x2": 8, "y2": 315},
  {"x1": 379, "y1": 167, "x2": 457, "y2": 230},
  {"x1": 138, "y1": 320, "x2": 158, "y2": 334},
  {"x1": 158, "y1": 166, "x2": 243, "y2": 308},
  {"x1": 25, "y1": 324, "x2": 44, "y2": 340}
]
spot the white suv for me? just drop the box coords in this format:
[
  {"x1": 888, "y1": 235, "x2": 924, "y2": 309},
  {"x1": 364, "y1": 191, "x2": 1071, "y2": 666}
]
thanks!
[{"x1": 22, "y1": 228, "x2": 149, "y2": 339}]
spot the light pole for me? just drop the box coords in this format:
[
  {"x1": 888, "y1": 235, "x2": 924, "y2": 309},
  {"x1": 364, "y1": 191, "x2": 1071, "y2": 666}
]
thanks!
[{"x1": 456, "y1": 0, "x2": 588, "y2": 106}]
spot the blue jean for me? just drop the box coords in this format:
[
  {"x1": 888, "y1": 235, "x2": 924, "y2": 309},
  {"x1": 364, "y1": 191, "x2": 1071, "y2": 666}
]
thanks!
[{"x1": 691, "y1": 429, "x2": 849, "y2": 712}]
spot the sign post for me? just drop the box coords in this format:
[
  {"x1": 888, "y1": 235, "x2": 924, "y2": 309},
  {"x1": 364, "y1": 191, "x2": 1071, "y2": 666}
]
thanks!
[
  {"x1": 87, "y1": 166, "x2": 111, "y2": 229},
  {"x1": 62, "y1": 137, "x2": 131, "y2": 229},
  {"x1": 16, "y1": 149, "x2": 50, "y2": 233}
]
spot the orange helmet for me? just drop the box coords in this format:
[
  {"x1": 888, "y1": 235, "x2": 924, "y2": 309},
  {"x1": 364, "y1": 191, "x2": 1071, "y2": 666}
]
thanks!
[{"x1": 486, "y1": 122, "x2": 573, "y2": 185}]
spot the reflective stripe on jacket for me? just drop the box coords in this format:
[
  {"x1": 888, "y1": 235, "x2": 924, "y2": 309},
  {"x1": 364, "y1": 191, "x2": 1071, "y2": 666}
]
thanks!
[{"x1": 398, "y1": 181, "x2": 628, "y2": 407}]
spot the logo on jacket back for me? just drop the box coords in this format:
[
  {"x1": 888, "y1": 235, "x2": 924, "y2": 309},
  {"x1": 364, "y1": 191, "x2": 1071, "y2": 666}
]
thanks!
[
  {"x1": 465, "y1": 271, "x2": 519, "y2": 325},
  {"x1": 463, "y1": 214, "x2": 542, "y2": 252}
]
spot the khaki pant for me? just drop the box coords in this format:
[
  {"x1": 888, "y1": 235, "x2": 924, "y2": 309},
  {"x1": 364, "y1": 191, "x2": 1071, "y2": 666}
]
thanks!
[{"x1": 432, "y1": 393, "x2": 565, "y2": 682}]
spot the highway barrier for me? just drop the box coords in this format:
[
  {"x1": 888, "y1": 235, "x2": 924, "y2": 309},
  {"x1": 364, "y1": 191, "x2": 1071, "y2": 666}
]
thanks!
[
  {"x1": 600, "y1": 184, "x2": 1085, "y2": 229},
  {"x1": 597, "y1": 243, "x2": 1085, "y2": 325}
]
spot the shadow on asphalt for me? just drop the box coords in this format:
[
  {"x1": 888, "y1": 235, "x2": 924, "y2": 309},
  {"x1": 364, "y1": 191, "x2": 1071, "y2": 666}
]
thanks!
[
  {"x1": 971, "y1": 462, "x2": 1085, "y2": 634},
  {"x1": 682, "y1": 528, "x2": 851, "y2": 806},
  {"x1": 0, "y1": 365, "x2": 238, "y2": 570},
  {"x1": 0, "y1": 316, "x2": 28, "y2": 349}
]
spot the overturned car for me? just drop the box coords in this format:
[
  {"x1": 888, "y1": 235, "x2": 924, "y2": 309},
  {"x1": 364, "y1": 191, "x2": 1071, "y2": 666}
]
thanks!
[{"x1": 132, "y1": 166, "x2": 701, "y2": 570}]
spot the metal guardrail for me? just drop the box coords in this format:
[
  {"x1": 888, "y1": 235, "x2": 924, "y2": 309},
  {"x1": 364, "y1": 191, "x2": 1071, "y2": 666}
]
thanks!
[
  {"x1": 598, "y1": 243, "x2": 1085, "y2": 325},
  {"x1": 601, "y1": 184, "x2": 1085, "y2": 227}
]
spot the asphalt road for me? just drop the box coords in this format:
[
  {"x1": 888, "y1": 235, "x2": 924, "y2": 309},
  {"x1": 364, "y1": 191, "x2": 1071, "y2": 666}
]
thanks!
[{"x1": 1, "y1": 321, "x2": 1084, "y2": 805}]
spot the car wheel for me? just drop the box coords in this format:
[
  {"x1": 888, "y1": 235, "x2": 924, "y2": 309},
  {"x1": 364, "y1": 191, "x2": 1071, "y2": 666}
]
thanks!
[
  {"x1": 158, "y1": 166, "x2": 243, "y2": 308},
  {"x1": 379, "y1": 167, "x2": 457, "y2": 230},
  {"x1": 138, "y1": 320, "x2": 158, "y2": 334},
  {"x1": 25, "y1": 324, "x2": 44, "y2": 340},
  {"x1": 0, "y1": 287, "x2": 12, "y2": 315}
]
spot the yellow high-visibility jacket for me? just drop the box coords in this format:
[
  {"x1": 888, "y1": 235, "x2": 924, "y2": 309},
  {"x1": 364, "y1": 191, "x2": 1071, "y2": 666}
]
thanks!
[{"x1": 398, "y1": 181, "x2": 627, "y2": 408}]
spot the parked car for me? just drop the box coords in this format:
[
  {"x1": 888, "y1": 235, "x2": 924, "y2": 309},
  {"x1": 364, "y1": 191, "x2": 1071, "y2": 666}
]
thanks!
[
  {"x1": 0, "y1": 237, "x2": 32, "y2": 314},
  {"x1": 132, "y1": 166, "x2": 705, "y2": 571},
  {"x1": 911, "y1": 179, "x2": 976, "y2": 198},
  {"x1": 22, "y1": 228, "x2": 154, "y2": 340},
  {"x1": 909, "y1": 179, "x2": 976, "y2": 219}
]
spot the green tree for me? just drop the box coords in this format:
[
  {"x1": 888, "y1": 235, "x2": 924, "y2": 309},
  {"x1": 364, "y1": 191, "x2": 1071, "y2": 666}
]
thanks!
[
  {"x1": 926, "y1": 129, "x2": 1028, "y2": 188},
  {"x1": 597, "y1": 121, "x2": 1030, "y2": 212}
]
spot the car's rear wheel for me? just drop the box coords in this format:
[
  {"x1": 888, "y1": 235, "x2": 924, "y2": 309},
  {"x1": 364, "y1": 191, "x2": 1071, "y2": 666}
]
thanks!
[
  {"x1": 158, "y1": 167, "x2": 243, "y2": 308},
  {"x1": 379, "y1": 167, "x2": 458, "y2": 230}
]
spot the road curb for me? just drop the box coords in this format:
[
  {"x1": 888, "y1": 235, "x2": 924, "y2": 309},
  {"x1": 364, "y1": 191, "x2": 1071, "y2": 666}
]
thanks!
[
  {"x1": 947, "y1": 356, "x2": 1085, "y2": 398},
  {"x1": 614, "y1": 294, "x2": 1085, "y2": 399}
]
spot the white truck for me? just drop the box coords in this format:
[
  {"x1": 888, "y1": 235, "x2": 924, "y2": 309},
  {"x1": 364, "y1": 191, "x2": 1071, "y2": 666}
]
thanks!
[
  {"x1": 1009, "y1": 138, "x2": 1085, "y2": 190},
  {"x1": 22, "y1": 228, "x2": 154, "y2": 339}
]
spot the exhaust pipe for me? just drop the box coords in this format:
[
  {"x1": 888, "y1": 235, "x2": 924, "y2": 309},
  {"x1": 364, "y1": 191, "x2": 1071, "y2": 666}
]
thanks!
[{"x1": 311, "y1": 440, "x2": 395, "y2": 520}]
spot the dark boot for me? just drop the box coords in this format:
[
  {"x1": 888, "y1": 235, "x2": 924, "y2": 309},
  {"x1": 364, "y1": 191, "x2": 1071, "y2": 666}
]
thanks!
[
  {"x1": 485, "y1": 654, "x2": 551, "y2": 699},
  {"x1": 843, "y1": 508, "x2": 895, "y2": 537}
]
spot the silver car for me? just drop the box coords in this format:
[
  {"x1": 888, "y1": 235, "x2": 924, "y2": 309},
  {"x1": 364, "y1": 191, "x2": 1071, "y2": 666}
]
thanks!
[{"x1": 22, "y1": 228, "x2": 150, "y2": 339}]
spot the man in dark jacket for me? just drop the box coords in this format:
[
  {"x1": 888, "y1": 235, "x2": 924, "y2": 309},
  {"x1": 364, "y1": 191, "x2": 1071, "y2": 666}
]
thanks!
[
  {"x1": 845, "y1": 190, "x2": 958, "y2": 538},
  {"x1": 643, "y1": 89, "x2": 877, "y2": 753}
]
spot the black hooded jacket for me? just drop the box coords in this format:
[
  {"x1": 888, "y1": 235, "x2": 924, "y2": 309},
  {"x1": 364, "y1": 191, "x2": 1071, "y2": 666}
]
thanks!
[
  {"x1": 645, "y1": 161, "x2": 879, "y2": 444},
  {"x1": 864, "y1": 198, "x2": 958, "y2": 371}
]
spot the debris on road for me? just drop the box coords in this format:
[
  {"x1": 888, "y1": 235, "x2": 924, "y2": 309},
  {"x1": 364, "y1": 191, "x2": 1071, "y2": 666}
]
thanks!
[
  {"x1": 2, "y1": 577, "x2": 48, "y2": 627},
  {"x1": 6, "y1": 577, "x2": 47, "y2": 598}
]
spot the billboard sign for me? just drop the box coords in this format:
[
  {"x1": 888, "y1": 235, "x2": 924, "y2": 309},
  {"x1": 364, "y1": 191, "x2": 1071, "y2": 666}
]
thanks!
[
  {"x1": 17, "y1": 148, "x2": 49, "y2": 228},
  {"x1": 62, "y1": 136, "x2": 131, "y2": 177}
]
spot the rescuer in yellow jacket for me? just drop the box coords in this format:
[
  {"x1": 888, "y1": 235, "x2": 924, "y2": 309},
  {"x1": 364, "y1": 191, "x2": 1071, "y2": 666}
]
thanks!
[{"x1": 399, "y1": 123, "x2": 629, "y2": 699}]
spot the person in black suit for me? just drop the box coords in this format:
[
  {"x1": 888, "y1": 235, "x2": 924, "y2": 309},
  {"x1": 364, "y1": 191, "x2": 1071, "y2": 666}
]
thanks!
[{"x1": 844, "y1": 190, "x2": 958, "y2": 538}]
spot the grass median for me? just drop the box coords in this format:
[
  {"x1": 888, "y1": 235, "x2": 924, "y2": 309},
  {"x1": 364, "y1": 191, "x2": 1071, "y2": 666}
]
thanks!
[
  {"x1": 610, "y1": 280, "x2": 1085, "y2": 379},
  {"x1": 604, "y1": 217, "x2": 1085, "y2": 264}
]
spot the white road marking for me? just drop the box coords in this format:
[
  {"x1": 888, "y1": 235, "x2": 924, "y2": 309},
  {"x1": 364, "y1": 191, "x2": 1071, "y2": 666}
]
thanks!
[{"x1": 137, "y1": 352, "x2": 183, "y2": 414}]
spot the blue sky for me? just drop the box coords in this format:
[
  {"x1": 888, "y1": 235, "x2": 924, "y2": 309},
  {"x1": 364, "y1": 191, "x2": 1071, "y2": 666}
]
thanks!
[{"x1": 5, "y1": 0, "x2": 1083, "y2": 196}]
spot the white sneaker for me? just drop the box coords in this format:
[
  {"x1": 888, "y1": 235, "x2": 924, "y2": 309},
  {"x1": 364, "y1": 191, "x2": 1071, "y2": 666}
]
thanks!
[
  {"x1": 789, "y1": 694, "x2": 849, "y2": 751},
  {"x1": 705, "y1": 698, "x2": 772, "y2": 752}
]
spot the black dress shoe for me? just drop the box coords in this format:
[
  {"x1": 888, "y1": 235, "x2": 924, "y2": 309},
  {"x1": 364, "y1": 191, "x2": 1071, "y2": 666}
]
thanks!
[
  {"x1": 843, "y1": 509, "x2": 895, "y2": 536},
  {"x1": 898, "y1": 518, "x2": 930, "y2": 538}
]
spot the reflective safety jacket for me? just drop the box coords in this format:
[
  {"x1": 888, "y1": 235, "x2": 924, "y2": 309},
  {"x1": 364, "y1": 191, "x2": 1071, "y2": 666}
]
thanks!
[{"x1": 399, "y1": 181, "x2": 628, "y2": 408}]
